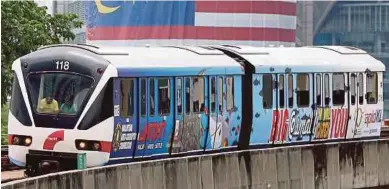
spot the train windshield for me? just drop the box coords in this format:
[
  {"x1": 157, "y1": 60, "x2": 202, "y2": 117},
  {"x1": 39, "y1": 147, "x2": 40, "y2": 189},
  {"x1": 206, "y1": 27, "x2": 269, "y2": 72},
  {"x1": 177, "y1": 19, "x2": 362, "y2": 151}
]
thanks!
[{"x1": 28, "y1": 72, "x2": 94, "y2": 116}]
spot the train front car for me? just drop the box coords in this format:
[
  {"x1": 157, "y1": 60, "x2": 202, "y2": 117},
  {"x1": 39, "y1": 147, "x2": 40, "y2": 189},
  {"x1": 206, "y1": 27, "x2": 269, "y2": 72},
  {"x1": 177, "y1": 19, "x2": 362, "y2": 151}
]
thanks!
[{"x1": 7, "y1": 45, "x2": 117, "y2": 176}]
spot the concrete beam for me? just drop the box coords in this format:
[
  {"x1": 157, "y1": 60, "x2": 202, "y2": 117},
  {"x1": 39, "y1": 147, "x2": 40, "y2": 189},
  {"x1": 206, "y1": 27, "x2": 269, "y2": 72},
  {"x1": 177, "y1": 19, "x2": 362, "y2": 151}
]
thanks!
[{"x1": 2, "y1": 139, "x2": 389, "y2": 189}]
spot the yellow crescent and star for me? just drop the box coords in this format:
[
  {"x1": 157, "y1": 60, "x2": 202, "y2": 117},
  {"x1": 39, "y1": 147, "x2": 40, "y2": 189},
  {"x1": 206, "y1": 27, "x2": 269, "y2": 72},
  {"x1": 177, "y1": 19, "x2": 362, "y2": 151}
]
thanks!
[{"x1": 95, "y1": 0, "x2": 135, "y2": 14}]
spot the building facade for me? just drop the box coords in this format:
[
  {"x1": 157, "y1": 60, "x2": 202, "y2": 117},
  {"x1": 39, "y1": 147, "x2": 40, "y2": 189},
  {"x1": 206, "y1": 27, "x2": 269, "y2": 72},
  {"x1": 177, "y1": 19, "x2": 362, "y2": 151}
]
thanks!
[
  {"x1": 297, "y1": 1, "x2": 389, "y2": 117},
  {"x1": 53, "y1": 0, "x2": 86, "y2": 44}
]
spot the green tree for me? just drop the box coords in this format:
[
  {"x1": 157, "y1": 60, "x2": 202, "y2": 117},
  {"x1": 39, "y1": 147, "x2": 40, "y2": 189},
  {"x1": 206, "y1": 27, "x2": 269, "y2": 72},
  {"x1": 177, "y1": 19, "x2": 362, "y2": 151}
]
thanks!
[
  {"x1": 1, "y1": 104, "x2": 9, "y2": 145},
  {"x1": 1, "y1": 1, "x2": 83, "y2": 106}
]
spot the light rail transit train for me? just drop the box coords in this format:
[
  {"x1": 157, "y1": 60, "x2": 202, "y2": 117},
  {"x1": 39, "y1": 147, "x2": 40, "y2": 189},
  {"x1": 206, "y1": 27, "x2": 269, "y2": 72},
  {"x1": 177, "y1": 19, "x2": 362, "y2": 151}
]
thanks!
[{"x1": 6, "y1": 44, "x2": 385, "y2": 176}]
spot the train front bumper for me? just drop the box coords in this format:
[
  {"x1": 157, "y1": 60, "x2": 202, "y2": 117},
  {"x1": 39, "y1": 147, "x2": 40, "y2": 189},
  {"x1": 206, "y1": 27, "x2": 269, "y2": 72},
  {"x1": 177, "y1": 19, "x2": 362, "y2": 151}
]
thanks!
[{"x1": 24, "y1": 150, "x2": 86, "y2": 177}]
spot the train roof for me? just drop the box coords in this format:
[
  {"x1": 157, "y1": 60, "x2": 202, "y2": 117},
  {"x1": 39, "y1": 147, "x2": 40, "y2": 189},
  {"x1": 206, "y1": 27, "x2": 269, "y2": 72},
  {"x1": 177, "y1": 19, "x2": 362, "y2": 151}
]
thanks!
[
  {"x1": 212, "y1": 45, "x2": 385, "y2": 73},
  {"x1": 35, "y1": 44, "x2": 385, "y2": 77},
  {"x1": 43, "y1": 44, "x2": 245, "y2": 77}
]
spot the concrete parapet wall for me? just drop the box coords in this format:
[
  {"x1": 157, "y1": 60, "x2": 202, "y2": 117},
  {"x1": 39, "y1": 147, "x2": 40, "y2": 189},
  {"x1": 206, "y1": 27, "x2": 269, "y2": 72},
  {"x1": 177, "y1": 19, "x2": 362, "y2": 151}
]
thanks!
[{"x1": 3, "y1": 139, "x2": 389, "y2": 189}]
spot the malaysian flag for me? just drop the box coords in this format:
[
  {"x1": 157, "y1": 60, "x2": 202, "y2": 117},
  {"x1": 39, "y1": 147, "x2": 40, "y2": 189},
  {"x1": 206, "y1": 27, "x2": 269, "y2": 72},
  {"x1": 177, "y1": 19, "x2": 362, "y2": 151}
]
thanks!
[{"x1": 86, "y1": 0, "x2": 296, "y2": 47}]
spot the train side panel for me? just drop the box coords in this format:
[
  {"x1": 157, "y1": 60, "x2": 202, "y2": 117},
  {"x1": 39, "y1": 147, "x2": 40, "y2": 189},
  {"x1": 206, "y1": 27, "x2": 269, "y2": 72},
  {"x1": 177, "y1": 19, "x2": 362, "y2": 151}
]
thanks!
[
  {"x1": 285, "y1": 73, "x2": 314, "y2": 143},
  {"x1": 359, "y1": 72, "x2": 383, "y2": 137},
  {"x1": 110, "y1": 78, "x2": 138, "y2": 162},
  {"x1": 171, "y1": 76, "x2": 205, "y2": 154},
  {"x1": 250, "y1": 73, "x2": 276, "y2": 145},
  {"x1": 204, "y1": 75, "x2": 243, "y2": 151},
  {"x1": 328, "y1": 73, "x2": 349, "y2": 140}
]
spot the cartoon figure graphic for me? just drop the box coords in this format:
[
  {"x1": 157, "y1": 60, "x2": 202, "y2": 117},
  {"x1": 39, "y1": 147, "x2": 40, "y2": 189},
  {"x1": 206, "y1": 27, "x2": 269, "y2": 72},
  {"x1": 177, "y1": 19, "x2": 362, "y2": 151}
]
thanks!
[{"x1": 209, "y1": 115, "x2": 229, "y2": 148}]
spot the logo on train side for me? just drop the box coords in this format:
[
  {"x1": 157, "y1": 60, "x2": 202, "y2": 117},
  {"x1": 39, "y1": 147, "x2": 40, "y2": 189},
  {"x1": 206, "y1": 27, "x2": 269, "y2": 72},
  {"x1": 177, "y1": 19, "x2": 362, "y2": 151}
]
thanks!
[
  {"x1": 288, "y1": 110, "x2": 312, "y2": 141},
  {"x1": 138, "y1": 121, "x2": 166, "y2": 150},
  {"x1": 269, "y1": 109, "x2": 289, "y2": 143},
  {"x1": 330, "y1": 108, "x2": 348, "y2": 138},
  {"x1": 355, "y1": 108, "x2": 364, "y2": 128},
  {"x1": 112, "y1": 123, "x2": 136, "y2": 152},
  {"x1": 314, "y1": 107, "x2": 331, "y2": 139},
  {"x1": 112, "y1": 123, "x2": 122, "y2": 152},
  {"x1": 364, "y1": 109, "x2": 382, "y2": 125},
  {"x1": 43, "y1": 130, "x2": 64, "y2": 150}
]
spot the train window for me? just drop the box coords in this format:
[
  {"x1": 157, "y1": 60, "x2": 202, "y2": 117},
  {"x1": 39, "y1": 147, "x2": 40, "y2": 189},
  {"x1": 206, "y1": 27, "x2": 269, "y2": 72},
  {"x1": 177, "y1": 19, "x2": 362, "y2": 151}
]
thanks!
[
  {"x1": 177, "y1": 78, "x2": 182, "y2": 115},
  {"x1": 263, "y1": 74, "x2": 273, "y2": 109},
  {"x1": 27, "y1": 72, "x2": 94, "y2": 116},
  {"x1": 351, "y1": 74, "x2": 356, "y2": 105},
  {"x1": 149, "y1": 79, "x2": 155, "y2": 116},
  {"x1": 211, "y1": 77, "x2": 216, "y2": 113},
  {"x1": 227, "y1": 76, "x2": 235, "y2": 111},
  {"x1": 218, "y1": 77, "x2": 223, "y2": 112},
  {"x1": 367, "y1": 72, "x2": 378, "y2": 104},
  {"x1": 324, "y1": 74, "x2": 330, "y2": 106},
  {"x1": 120, "y1": 79, "x2": 134, "y2": 117},
  {"x1": 140, "y1": 79, "x2": 146, "y2": 116},
  {"x1": 78, "y1": 78, "x2": 113, "y2": 130},
  {"x1": 332, "y1": 73, "x2": 345, "y2": 106},
  {"x1": 193, "y1": 77, "x2": 205, "y2": 113},
  {"x1": 129, "y1": 80, "x2": 134, "y2": 116},
  {"x1": 9, "y1": 73, "x2": 32, "y2": 126},
  {"x1": 158, "y1": 78, "x2": 170, "y2": 115},
  {"x1": 297, "y1": 74, "x2": 310, "y2": 107},
  {"x1": 316, "y1": 74, "x2": 321, "y2": 106},
  {"x1": 288, "y1": 74, "x2": 293, "y2": 107},
  {"x1": 279, "y1": 75, "x2": 285, "y2": 108},
  {"x1": 359, "y1": 73, "x2": 364, "y2": 105},
  {"x1": 185, "y1": 78, "x2": 191, "y2": 114}
]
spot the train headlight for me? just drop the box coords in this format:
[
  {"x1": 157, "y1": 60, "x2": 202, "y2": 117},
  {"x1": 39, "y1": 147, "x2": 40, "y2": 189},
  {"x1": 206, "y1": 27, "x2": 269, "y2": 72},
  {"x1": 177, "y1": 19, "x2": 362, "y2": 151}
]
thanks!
[
  {"x1": 75, "y1": 140, "x2": 108, "y2": 152},
  {"x1": 24, "y1": 137, "x2": 32, "y2": 145},
  {"x1": 79, "y1": 141, "x2": 87, "y2": 149},
  {"x1": 9, "y1": 135, "x2": 32, "y2": 146}
]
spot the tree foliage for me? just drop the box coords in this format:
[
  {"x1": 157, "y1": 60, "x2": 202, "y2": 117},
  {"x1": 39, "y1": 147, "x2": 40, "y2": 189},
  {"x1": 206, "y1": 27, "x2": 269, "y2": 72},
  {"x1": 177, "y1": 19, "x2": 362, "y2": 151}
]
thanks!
[
  {"x1": 1, "y1": 104, "x2": 9, "y2": 144},
  {"x1": 1, "y1": 1, "x2": 83, "y2": 105}
]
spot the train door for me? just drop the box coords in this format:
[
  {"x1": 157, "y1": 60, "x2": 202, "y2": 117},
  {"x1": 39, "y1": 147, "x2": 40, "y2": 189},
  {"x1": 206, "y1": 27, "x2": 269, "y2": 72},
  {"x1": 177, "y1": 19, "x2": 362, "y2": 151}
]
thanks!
[
  {"x1": 134, "y1": 78, "x2": 148, "y2": 157},
  {"x1": 362, "y1": 71, "x2": 382, "y2": 137},
  {"x1": 312, "y1": 73, "x2": 331, "y2": 140},
  {"x1": 111, "y1": 78, "x2": 138, "y2": 161},
  {"x1": 147, "y1": 78, "x2": 173, "y2": 157},
  {"x1": 346, "y1": 73, "x2": 360, "y2": 138},
  {"x1": 250, "y1": 73, "x2": 276, "y2": 145},
  {"x1": 329, "y1": 73, "x2": 348, "y2": 140},
  {"x1": 172, "y1": 77, "x2": 183, "y2": 153},
  {"x1": 206, "y1": 76, "x2": 217, "y2": 150},
  {"x1": 188, "y1": 76, "x2": 207, "y2": 151},
  {"x1": 206, "y1": 76, "x2": 227, "y2": 150},
  {"x1": 287, "y1": 73, "x2": 314, "y2": 143},
  {"x1": 196, "y1": 76, "x2": 208, "y2": 150},
  {"x1": 269, "y1": 74, "x2": 288, "y2": 144},
  {"x1": 137, "y1": 78, "x2": 175, "y2": 157},
  {"x1": 225, "y1": 76, "x2": 240, "y2": 147},
  {"x1": 171, "y1": 77, "x2": 205, "y2": 154},
  {"x1": 217, "y1": 76, "x2": 227, "y2": 148}
]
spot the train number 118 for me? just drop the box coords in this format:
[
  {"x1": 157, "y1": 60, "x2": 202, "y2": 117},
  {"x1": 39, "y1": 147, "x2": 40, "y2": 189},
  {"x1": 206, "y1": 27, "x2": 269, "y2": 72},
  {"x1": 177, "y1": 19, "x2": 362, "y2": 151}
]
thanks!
[{"x1": 55, "y1": 60, "x2": 70, "y2": 70}]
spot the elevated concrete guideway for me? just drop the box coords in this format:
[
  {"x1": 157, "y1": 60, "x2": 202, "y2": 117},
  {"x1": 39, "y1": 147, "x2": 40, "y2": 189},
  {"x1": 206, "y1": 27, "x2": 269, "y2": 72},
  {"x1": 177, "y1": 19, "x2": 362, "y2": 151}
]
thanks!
[{"x1": 2, "y1": 139, "x2": 389, "y2": 189}]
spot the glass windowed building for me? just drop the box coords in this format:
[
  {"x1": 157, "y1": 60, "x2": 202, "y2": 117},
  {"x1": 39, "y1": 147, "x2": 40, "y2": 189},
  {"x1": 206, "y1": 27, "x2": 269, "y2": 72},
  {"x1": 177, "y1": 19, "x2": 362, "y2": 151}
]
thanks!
[
  {"x1": 52, "y1": 0, "x2": 86, "y2": 44},
  {"x1": 313, "y1": 1, "x2": 389, "y2": 117}
]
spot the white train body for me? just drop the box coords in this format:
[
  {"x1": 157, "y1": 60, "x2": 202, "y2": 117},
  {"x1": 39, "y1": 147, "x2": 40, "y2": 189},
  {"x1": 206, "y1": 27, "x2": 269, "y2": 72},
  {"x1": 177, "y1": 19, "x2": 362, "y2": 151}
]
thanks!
[{"x1": 7, "y1": 44, "x2": 384, "y2": 176}]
